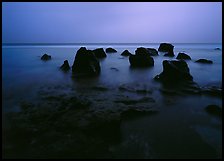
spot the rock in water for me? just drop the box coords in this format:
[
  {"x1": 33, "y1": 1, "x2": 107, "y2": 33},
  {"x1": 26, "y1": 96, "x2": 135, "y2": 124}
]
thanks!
[
  {"x1": 176, "y1": 52, "x2": 191, "y2": 60},
  {"x1": 158, "y1": 43, "x2": 175, "y2": 57},
  {"x1": 147, "y1": 48, "x2": 159, "y2": 56},
  {"x1": 205, "y1": 104, "x2": 222, "y2": 117},
  {"x1": 41, "y1": 54, "x2": 51, "y2": 60},
  {"x1": 129, "y1": 47, "x2": 154, "y2": 67},
  {"x1": 121, "y1": 50, "x2": 132, "y2": 56},
  {"x1": 72, "y1": 47, "x2": 101, "y2": 76},
  {"x1": 60, "y1": 60, "x2": 70, "y2": 71},
  {"x1": 154, "y1": 60, "x2": 193, "y2": 83},
  {"x1": 106, "y1": 47, "x2": 117, "y2": 53},
  {"x1": 195, "y1": 59, "x2": 213, "y2": 64},
  {"x1": 92, "y1": 48, "x2": 107, "y2": 58}
]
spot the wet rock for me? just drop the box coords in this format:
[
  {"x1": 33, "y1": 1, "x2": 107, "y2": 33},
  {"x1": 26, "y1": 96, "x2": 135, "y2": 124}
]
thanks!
[
  {"x1": 154, "y1": 60, "x2": 193, "y2": 83},
  {"x1": 41, "y1": 54, "x2": 51, "y2": 61},
  {"x1": 147, "y1": 48, "x2": 158, "y2": 56},
  {"x1": 91, "y1": 86, "x2": 108, "y2": 91},
  {"x1": 120, "y1": 108, "x2": 157, "y2": 120},
  {"x1": 201, "y1": 86, "x2": 222, "y2": 97},
  {"x1": 114, "y1": 97, "x2": 155, "y2": 105},
  {"x1": 129, "y1": 48, "x2": 154, "y2": 67},
  {"x1": 92, "y1": 48, "x2": 107, "y2": 58},
  {"x1": 121, "y1": 50, "x2": 132, "y2": 56},
  {"x1": 205, "y1": 104, "x2": 222, "y2": 117},
  {"x1": 158, "y1": 43, "x2": 175, "y2": 57},
  {"x1": 214, "y1": 48, "x2": 221, "y2": 50},
  {"x1": 176, "y1": 53, "x2": 191, "y2": 60},
  {"x1": 110, "y1": 67, "x2": 119, "y2": 71},
  {"x1": 60, "y1": 60, "x2": 70, "y2": 71},
  {"x1": 72, "y1": 47, "x2": 101, "y2": 76},
  {"x1": 106, "y1": 47, "x2": 117, "y2": 53},
  {"x1": 195, "y1": 59, "x2": 213, "y2": 64}
]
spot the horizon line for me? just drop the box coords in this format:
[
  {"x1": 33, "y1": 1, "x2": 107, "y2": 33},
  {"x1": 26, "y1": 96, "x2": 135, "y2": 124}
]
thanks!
[{"x1": 2, "y1": 42, "x2": 222, "y2": 46}]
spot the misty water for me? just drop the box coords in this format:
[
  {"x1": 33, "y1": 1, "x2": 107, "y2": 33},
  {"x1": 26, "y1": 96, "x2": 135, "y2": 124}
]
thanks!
[{"x1": 2, "y1": 43, "x2": 222, "y2": 158}]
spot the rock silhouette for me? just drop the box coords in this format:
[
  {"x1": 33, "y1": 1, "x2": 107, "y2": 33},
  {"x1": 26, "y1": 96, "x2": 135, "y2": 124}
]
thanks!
[
  {"x1": 121, "y1": 50, "x2": 132, "y2": 56},
  {"x1": 176, "y1": 53, "x2": 191, "y2": 60},
  {"x1": 129, "y1": 47, "x2": 154, "y2": 67},
  {"x1": 41, "y1": 54, "x2": 51, "y2": 60},
  {"x1": 158, "y1": 43, "x2": 175, "y2": 57},
  {"x1": 154, "y1": 60, "x2": 193, "y2": 83},
  {"x1": 72, "y1": 47, "x2": 101, "y2": 76},
  {"x1": 106, "y1": 47, "x2": 117, "y2": 53},
  {"x1": 60, "y1": 60, "x2": 70, "y2": 71},
  {"x1": 92, "y1": 48, "x2": 107, "y2": 58},
  {"x1": 195, "y1": 59, "x2": 213, "y2": 64},
  {"x1": 147, "y1": 48, "x2": 159, "y2": 56}
]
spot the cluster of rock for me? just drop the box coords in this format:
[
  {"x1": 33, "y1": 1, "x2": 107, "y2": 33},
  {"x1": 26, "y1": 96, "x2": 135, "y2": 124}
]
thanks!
[
  {"x1": 129, "y1": 47, "x2": 154, "y2": 67},
  {"x1": 40, "y1": 43, "x2": 214, "y2": 82}
]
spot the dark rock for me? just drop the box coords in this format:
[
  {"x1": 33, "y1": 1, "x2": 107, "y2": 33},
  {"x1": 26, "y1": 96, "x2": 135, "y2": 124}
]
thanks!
[
  {"x1": 205, "y1": 104, "x2": 222, "y2": 117},
  {"x1": 72, "y1": 47, "x2": 101, "y2": 76},
  {"x1": 129, "y1": 47, "x2": 154, "y2": 67},
  {"x1": 214, "y1": 48, "x2": 221, "y2": 50},
  {"x1": 41, "y1": 54, "x2": 51, "y2": 61},
  {"x1": 201, "y1": 86, "x2": 222, "y2": 97},
  {"x1": 110, "y1": 67, "x2": 119, "y2": 71},
  {"x1": 129, "y1": 54, "x2": 154, "y2": 67},
  {"x1": 147, "y1": 48, "x2": 159, "y2": 56},
  {"x1": 92, "y1": 48, "x2": 107, "y2": 58},
  {"x1": 135, "y1": 47, "x2": 150, "y2": 55},
  {"x1": 120, "y1": 109, "x2": 157, "y2": 120},
  {"x1": 176, "y1": 52, "x2": 191, "y2": 60},
  {"x1": 154, "y1": 60, "x2": 193, "y2": 83},
  {"x1": 195, "y1": 59, "x2": 213, "y2": 64},
  {"x1": 106, "y1": 47, "x2": 117, "y2": 53},
  {"x1": 60, "y1": 60, "x2": 70, "y2": 71},
  {"x1": 121, "y1": 50, "x2": 131, "y2": 56},
  {"x1": 158, "y1": 43, "x2": 175, "y2": 57}
]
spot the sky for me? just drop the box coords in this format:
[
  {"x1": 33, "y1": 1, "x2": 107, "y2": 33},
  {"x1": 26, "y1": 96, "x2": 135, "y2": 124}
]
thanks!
[{"x1": 2, "y1": 2, "x2": 222, "y2": 43}]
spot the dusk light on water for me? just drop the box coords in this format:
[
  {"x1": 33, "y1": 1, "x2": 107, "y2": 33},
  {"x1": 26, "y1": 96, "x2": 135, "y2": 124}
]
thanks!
[{"x1": 2, "y1": 2, "x2": 222, "y2": 159}]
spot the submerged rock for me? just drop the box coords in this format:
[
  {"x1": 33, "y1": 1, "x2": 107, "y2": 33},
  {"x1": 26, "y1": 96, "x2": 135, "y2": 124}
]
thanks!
[
  {"x1": 106, "y1": 47, "x2": 117, "y2": 53},
  {"x1": 154, "y1": 60, "x2": 193, "y2": 83},
  {"x1": 72, "y1": 47, "x2": 101, "y2": 76},
  {"x1": 92, "y1": 48, "x2": 107, "y2": 58},
  {"x1": 176, "y1": 53, "x2": 191, "y2": 60},
  {"x1": 129, "y1": 47, "x2": 154, "y2": 67},
  {"x1": 214, "y1": 48, "x2": 221, "y2": 50},
  {"x1": 60, "y1": 60, "x2": 70, "y2": 71},
  {"x1": 195, "y1": 59, "x2": 213, "y2": 64},
  {"x1": 158, "y1": 43, "x2": 175, "y2": 57},
  {"x1": 147, "y1": 48, "x2": 159, "y2": 56},
  {"x1": 41, "y1": 54, "x2": 51, "y2": 61},
  {"x1": 205, "y1": 104, "x2": 222, "y2": 117},
  {"x1": 121, "y1": 50, "x2": 132, "y2": 56}
]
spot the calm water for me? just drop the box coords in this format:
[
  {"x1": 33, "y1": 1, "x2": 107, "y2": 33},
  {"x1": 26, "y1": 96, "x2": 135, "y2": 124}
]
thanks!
[{"x1": 2, "y1": 43, "x2": 222, "y2": 158}]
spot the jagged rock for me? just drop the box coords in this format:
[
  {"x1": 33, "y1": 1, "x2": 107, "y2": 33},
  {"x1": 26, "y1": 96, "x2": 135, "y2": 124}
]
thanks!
[
  {"x1": 92, "y1": 48, "x2": 107, "y2": 58},
  {"x1": 147, "y1": 48, "x2": 159, "y2": 56},
  {"x1": 158, "y1": 43, "x2": 175, "y2": 57},
  {"x1": 129, "y1": 48, "x2": 154, "y2": 67},
  {"x1": 154, "y1": 60, "x2": 193, "y2": 83},
  {"x1": 72, "y1": 47, "x2": 101, "y2": 76},
  {"x1": 121, "y1": 50, "x2": 131, "y2": 56},
  {"x1": 195, "y1": 59, "x2": 213, "y2": 64},
  {"x1": 176, "y1": 53, "x2": 191, "y2": 60},
  {"x1": 60, "y1": 60, "x2": 70, "y2": 71},
  {"x1": 205, "y1": 104, "x2": 222, "y2": 117},
  {"x1": 106, "y1": 47, "x2": 117, "y2": 53},
  {"x1": 41, "y1": 54, "x2": 51, "y2": 60}
]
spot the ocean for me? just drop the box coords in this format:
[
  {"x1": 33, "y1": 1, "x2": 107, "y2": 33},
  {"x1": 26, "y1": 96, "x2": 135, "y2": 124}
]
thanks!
[{"x1": 2, "y1": 43, "x2": 222, "y2": 158}]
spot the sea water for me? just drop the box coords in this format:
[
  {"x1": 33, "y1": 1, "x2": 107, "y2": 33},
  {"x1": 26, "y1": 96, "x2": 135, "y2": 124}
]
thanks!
[{"x1": 2, "y1": 43, "x2": 222, "y2": 158}]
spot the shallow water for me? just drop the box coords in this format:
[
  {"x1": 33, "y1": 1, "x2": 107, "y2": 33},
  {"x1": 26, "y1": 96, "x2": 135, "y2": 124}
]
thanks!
[{"x1": 2, "y1": 43, "x2": 222, "y2": 158}]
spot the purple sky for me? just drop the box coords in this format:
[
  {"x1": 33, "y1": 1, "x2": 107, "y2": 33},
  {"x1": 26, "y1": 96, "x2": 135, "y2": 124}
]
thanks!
[{"x1": 2, "y1": 2, "x2": 222, "y2": 43}]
